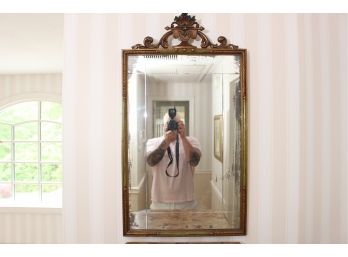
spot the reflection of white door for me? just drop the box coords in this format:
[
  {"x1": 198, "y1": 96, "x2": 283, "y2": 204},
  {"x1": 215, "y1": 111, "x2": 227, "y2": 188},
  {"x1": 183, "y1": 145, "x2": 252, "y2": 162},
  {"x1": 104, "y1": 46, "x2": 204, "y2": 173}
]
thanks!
[
  {"x1": 152, "y1": 100, "x2": 190, "y2": 138},
  {"x1": 128, "y1": 72, "x2": 147, "y2": 211}
]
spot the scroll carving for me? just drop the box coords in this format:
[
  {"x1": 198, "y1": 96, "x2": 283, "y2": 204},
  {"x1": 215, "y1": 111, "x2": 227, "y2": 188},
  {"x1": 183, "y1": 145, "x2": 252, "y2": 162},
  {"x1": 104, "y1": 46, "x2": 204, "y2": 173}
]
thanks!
[{"x1": 132, "y1": 13, "x2": 238, "y2": 50}]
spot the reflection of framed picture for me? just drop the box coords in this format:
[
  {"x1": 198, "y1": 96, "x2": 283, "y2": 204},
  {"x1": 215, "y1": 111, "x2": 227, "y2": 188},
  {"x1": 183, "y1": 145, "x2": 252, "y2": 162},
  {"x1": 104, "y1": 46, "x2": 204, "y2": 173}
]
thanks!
[{"x1": 214, "y1": 115, "x2": 223, "y2": 162}]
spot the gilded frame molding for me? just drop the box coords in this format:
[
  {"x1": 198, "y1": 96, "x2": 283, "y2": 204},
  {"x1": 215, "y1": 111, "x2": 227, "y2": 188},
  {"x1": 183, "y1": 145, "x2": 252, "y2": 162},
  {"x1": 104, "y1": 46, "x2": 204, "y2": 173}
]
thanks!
[{"x1": 122, "y1": 13, "x2": 248, "y2": 237}]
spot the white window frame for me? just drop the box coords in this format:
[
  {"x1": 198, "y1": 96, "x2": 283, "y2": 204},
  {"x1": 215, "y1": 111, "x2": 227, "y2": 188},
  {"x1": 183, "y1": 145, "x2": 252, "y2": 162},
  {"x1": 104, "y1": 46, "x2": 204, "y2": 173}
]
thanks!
[{"x1": 0, "y1": 100, "x2": 62, "y2": 208}]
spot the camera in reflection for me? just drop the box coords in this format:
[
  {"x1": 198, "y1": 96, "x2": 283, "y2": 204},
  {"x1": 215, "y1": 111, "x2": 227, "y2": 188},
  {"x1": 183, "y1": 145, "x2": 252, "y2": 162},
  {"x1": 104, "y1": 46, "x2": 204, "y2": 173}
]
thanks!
[{"x1": 166, "y1": 107, "x2": 178, "y2": 131}]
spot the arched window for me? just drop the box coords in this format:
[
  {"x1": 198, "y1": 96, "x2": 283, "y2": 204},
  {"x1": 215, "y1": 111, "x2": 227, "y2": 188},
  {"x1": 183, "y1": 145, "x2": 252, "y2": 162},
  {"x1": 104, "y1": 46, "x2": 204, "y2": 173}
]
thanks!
[{"x1": 0, "y1": 101, "x2": 62, "y2": 207}]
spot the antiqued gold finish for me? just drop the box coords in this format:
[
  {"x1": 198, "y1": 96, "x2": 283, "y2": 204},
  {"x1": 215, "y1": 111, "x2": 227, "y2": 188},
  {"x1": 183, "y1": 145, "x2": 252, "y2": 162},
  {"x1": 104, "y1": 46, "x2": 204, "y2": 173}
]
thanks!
[
  {"x1": 122, "y1": 13, "x2": 247, "y2": 237},
  {"x1": 132, "y1": 13, "x2": 238, "y2": 50}
]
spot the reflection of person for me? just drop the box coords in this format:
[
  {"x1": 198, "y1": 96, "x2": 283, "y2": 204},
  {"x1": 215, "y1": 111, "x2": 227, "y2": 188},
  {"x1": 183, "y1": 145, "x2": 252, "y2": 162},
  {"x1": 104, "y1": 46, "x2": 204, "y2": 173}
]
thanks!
[{"x1": 146, "y1": 109, "x2": 201, "y2": 210}]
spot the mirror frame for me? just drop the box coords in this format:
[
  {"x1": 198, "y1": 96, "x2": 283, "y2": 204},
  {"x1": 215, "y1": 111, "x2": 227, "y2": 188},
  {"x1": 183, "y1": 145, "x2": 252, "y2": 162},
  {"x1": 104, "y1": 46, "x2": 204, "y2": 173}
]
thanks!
[{"x1": 122, "y1": 13, "x2": 247, "y2": 237}]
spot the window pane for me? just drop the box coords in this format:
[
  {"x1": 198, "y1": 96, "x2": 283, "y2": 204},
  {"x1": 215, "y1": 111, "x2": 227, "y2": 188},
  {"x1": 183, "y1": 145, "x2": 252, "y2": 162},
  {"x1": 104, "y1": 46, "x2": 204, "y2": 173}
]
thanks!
[
  {"x1": 0, "y1": 183, "x2": 13, "y2": 199},
  {"x1": 0, "y1": 102, "x2": 38, "y2": 124},
  {"x1": 0, "y1": 101, "x2": 62, "y2": 205},
  {"x1": 15, "y1": 122, "x2": 38, "y2": 141},
  {"x1": 15, "y1": 163, "x2": 38, "y2": 182},
  {"x1": 15, "y1": 143, "x2": 38, "y2": 161},
  {"x1": 41, "y1": 122, "x2": 62, "y2": 141},
  {"x1": 42, "y1": 184, "x2": 62, "y2": 203},
  {"x1": 41, "y1": 102, "x2": 62, "y2": 122},
  {"x1": 0, "y1": 163, "x2": 12, "y2": 181},
  {"x1": 0, "y1": 123, "x2": 11, "y2": 140},
  {"x1": 15, "y1": 183, "x2": 39, "y2": 201},
  {"x1": 41, "y1": 143, "x2": 61, "y2": 161},
  {"x1": 42, "y1": 164, "x2": 62, "y2": 182},
  {"x1": 0, "y1": 143, "x2": 11, "y2": 161}
]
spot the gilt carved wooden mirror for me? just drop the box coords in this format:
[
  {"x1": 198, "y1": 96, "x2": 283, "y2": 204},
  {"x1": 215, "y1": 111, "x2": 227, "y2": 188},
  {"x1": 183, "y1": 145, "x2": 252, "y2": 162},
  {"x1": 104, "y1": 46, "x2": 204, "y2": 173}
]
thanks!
[{"x1": 122, "y1": 13, "x2": 247, "y2": 236}]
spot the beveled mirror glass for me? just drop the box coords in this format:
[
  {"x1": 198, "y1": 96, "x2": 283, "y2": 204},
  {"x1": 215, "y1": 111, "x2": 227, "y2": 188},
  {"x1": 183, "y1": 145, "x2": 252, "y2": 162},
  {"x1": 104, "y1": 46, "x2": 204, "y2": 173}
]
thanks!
[{"x1": 122, "y1": 13, "x2": 247, "y2": 236}]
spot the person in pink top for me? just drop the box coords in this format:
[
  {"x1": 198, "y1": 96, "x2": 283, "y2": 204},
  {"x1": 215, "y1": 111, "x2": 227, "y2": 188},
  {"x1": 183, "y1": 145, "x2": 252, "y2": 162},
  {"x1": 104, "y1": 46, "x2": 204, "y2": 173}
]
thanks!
[{"x1": 146, "y1": 108, "x2": 202, "y2": 210}]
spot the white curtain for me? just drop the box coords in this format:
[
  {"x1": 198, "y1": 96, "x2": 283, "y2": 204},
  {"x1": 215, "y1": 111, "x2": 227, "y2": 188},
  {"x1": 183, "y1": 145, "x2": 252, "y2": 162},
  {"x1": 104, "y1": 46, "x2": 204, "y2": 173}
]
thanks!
[{"x1": 62, "y1": 14, "x2": 347, "y2": 243}]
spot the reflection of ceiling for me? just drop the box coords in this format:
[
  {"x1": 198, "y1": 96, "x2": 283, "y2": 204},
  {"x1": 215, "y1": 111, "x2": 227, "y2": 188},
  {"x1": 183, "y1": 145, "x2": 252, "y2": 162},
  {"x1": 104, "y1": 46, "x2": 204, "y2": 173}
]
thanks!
[
  {"x1": 128, "y1": 54, "x2": 240, "y2": 83},
  {"x1": 129, "y1": 55, "x2": 216, "y2": 82},
  {"x1": 146, "y1": 64, "x2": 210, "y2": 82},
  {"x1": 146, "y1": 64, "x2": 207, "y2": 74},
  {"x1": 0, "y1": 14, "x2": 63, "y2": 73}
]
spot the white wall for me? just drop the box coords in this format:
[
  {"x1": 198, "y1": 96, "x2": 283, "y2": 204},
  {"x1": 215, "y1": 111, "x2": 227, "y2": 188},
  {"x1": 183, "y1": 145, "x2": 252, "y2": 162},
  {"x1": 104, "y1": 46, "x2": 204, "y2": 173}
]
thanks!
[{"x1": 62, "y1": 14, "x2": 348, "y2": 243}]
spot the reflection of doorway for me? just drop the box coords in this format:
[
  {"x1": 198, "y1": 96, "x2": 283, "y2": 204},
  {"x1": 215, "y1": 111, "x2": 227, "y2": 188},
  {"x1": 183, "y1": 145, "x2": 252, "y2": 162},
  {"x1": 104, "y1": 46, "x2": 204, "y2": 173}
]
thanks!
[{"x1": 152, "y1": 101, "x2": 190, "y2": 137}]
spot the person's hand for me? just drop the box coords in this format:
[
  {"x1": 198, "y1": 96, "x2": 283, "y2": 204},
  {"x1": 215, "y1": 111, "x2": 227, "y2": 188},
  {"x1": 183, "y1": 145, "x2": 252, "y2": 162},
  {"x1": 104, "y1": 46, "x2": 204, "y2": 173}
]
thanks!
[
  {"x1": 163, "y1": 130, "x2": 177, "y2": 146},
  {"x1": 177, "y1": 120, "x2": 186, "y2": 138}
]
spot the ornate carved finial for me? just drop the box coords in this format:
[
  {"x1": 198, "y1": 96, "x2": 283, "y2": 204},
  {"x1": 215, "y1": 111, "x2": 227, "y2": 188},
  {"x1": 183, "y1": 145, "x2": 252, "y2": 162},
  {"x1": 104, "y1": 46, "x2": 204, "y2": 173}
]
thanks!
[
  {"x1": 132, "y1": 13, "x2": 238, "y2": 50},
  {"x1": 165, "y1": 13, "x2": 201, "y2": 48}
]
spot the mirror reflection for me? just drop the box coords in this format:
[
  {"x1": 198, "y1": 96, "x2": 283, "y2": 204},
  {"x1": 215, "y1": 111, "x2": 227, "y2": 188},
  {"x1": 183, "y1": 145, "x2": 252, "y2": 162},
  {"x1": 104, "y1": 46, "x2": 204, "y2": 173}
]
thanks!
[{"x1": 127, "y1": 54, "x2": 242, "y2": 230}]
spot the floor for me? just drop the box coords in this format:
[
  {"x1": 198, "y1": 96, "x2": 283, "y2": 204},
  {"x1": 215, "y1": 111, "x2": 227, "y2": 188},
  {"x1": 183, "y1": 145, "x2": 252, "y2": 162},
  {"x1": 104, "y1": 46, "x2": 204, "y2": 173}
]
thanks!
[{"x1": 130, "y1": 209, "x2": 239, "y2": 230}]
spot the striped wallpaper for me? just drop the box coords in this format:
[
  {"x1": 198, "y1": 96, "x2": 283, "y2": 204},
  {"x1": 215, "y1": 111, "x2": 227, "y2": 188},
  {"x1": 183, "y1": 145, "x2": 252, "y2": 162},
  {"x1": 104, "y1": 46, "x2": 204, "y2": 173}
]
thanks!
[
  {"x1": 0, "y1": 73, "x2": 62, "y2": 106},
  {"x1": 0, "y1": 14, "x2": 346, "y2": 244},
  {"x1": 0, "y1": 73, "x2": 62, "y2": 243},
  {"x1": 0, "y1": 208, "x2": 62, "y2": 243},
  {"x1": 62, "y1": 13, "x2": 347, "y2": 243}
]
